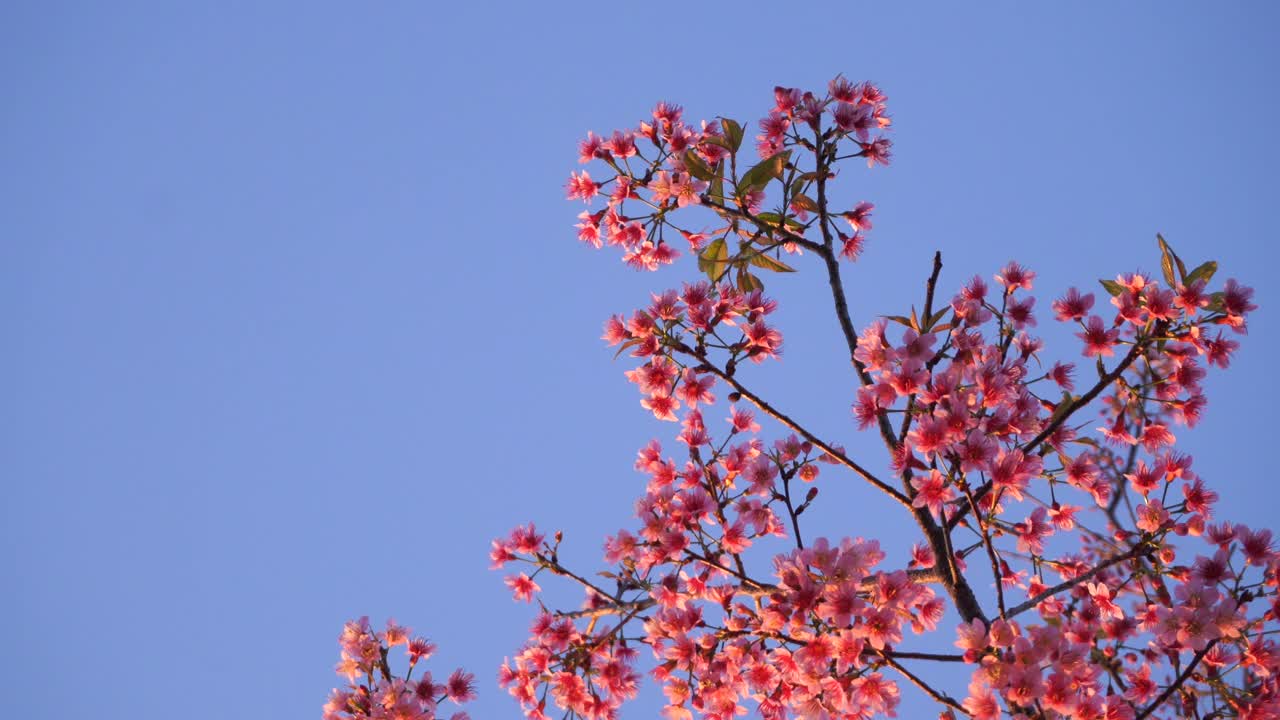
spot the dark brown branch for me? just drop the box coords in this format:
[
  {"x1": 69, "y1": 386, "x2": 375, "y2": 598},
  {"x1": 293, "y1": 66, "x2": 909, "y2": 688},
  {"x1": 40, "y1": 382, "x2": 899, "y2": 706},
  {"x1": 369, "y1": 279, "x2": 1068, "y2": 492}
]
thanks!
[
  {"x1": 688, "y1": 356, "x2": 914, "y2": 509},
  {"x1": 962, "y1": 483, "x2": 1007, "y2": 618},
  {"x1": 817, "y1": 242, "x2": 901, "y2": 451},
  {"x1": 780, "y1": 472, "x2": 806, "y2": 550},
  {"x1": 886, "y1": 650, "x2": 966, "y2": 662},
  {"x1": 1006, "y1": 543, "x2": 1152, "y2": 618},
  {"x1": 879, "y1": 652, "x2": 970, "y2": 715},
  {"x1": 810, "y1": 135, "x2": 900, "y2": 453},
  {"x1": 684, "y1": 550, "x2": 775, "y2": 591},
  {"x1": 557, "y1": 598, "x2": 655, "y2": 620},
  {"x1": 1135, "y1": 641, "x2": 1218, "y2": 720},
  {"x1": 916, "y1": 503, "x2": 989, "y2": 625},
  {"x1": 1022, "y1": 335, "x2": 1151, "y2": 455},
  {"x1": 697, "y1": 196, "x2": 824, "y2": 253},
  {"x1": 922, "y1": 251, "x2": 943, "y2": 324}
]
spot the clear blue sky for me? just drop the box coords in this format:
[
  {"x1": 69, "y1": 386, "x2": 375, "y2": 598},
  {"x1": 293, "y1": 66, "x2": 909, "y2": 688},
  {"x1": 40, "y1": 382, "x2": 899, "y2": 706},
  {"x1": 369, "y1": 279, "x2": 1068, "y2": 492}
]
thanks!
[{"x1": 3, "y1": 3, "x2": 1277, "y2": 718}]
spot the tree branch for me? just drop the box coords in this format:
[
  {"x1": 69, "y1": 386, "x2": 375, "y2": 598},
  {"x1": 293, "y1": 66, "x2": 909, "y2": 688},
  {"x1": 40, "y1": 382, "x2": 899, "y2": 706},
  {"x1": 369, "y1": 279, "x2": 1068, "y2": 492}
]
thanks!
[
  {"x1": 878, "y1": 652, "x2": 970, "y2": 715},
  {"x1": 923, "y1": 250, "x2": 943, "y2": 323},
  {"x1": 1135, "y1": 641, "x2": 1218, "y2": 720},
  {"x1": 686, "y1": 356, "x2": 913, "y2": 509},
  {"x1": 697, "y1": 196, "x2": 824, "y2": 254},
  {"x1": 1006, "y1": 542, "x2": 1152, "y2": 618},
  {"x1": 886, "y1": 650, "x2": 966, "y2": 662},
  {"x1": 1022, "y1": 336, "x2": 1150, "y2": 455}
]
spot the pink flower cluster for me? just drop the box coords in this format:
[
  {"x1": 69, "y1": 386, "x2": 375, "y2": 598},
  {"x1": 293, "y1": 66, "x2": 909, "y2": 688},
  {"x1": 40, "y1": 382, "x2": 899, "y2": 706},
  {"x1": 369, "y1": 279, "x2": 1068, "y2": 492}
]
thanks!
[
  {"x1": 952, "y1": 533, "x2": 1280, "y2": 720},
  {"x1": 323, "y1": 617, "x2": 474, "y2": 720},
  {"x1": 568, "y1": 77, "x2": 893, "y2": 283},
  {"x1": 603, "y1": 282, "x2": 782, "y2": 421}
]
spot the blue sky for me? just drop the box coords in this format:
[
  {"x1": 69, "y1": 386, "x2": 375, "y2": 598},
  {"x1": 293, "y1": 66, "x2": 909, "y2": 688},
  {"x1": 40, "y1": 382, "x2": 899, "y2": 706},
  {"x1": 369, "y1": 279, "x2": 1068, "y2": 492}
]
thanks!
[{"x1": 2, "y1": 3, "x2": 1277, "y2": 718}]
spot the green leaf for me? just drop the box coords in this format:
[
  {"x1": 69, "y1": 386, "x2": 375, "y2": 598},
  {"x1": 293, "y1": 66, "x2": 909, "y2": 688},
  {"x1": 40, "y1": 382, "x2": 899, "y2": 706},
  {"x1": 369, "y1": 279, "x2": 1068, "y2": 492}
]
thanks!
[
  {"x1": 721, "y1": 118, "x2": 744, "y2": 152},
  {"x1": 1099, "y1": 279, "x2": 1125, "y2": 297},
  {"x1": 612, "y1": 337, "x2": 641, "y2": 360},
  {"x1": 697, "y1": 238, "x2": 721, "y2": 273},
  {"x1": 747, "y1": 251, "x2": 796, "y2": 273},
  {"x1": 701, "y1": 136, "x2": 736, "y2": 152},
  {"x1": 790, "y1": 177, "x2": 816, "y2": 196},
  {"x1": 707, "y1": 162, "x2": 726, "y2": 205},
  {"x1": 1047, "y1": 391, "x2": 1077, "y2": 426},
  {"x1": 1156, "y1": 234, "x2": 1187, "y2": 282},
  {"x1": 1184, "y1": 260, "x2": 1218, "y2": 287},
  {"x1": 737, "y1": 270, "x2": 763, "y2": 292},
  {"x1": 737, "y1": 151, "x2": 791, "y2": 196},
  {"x1": 683, "y1": 150, "x2": 716, "y2": 181},
  {"x1": 925, "y1": 307, "x2": 951, "y2": 331},
  {"x1": 698, "y1": 238, "x2": 729, "y2": 282},
  {"x1": 1205, "y1": 291, "x2": 1226, "y2": 313},
  {"x1": 791, "y1": 193, "x2": 818, "y2": 212},
  {"x1": 1159, "y1": 251, "x2": 1177, "y2": 288},
  {"x1": 884, "y1": 315, "x2": 914, "y2": 328},
  {"x1": 752, "y1": 211, "x2": 804, "y2": 232}
]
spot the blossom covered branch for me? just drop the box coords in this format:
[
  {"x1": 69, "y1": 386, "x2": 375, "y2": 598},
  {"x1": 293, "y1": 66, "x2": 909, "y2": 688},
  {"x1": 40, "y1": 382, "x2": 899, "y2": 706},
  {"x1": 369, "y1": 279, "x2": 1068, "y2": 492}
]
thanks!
[{"x1": 480, "y1": 77, "x2": 1279, "y2": 720}]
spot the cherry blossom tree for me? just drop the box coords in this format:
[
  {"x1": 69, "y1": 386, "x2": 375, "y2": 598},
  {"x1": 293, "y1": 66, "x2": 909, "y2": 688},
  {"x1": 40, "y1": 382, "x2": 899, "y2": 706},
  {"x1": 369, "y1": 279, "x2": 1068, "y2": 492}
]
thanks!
[{"x1": 330, "y1": 78, "x2": 1276, "y2": 720}]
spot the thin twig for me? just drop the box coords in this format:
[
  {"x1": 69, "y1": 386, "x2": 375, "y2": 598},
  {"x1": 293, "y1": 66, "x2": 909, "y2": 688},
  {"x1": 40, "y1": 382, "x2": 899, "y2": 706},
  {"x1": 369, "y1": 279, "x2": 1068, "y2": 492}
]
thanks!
[
  {"x1": 1023, "y1": 336, "x2": 1151, "y2": 454},
  {"x1": 879, "y1": 652, "x2": 970, "y2": 715}
]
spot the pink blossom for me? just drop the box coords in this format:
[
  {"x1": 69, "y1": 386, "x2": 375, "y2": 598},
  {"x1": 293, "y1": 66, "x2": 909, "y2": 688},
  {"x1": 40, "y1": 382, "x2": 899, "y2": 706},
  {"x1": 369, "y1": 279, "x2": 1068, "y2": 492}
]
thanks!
[
  {"x1": 1136, "y1": 498, "x2": 1171, "y2": 533},
  {"x1": 505, "y1": 573, "x2": 541, "y2": 603},
  {"x1": 605, "y1": 130, "x2": 636, "y2": 159},
  {"x1": 1077, "y1": 315, "x2": 1120, "y2": 357},
  {"x1": 566, "y1": 170, "x2": 599, "y2": 202},
  {"x1": 1053, "y1": 286, "x2": 1095, "y2": 320},
  {"x1": 954, "y1": 618, "x2": 987, "y2": 662},
  {"x1": 860, "y1": 137, "x2": 892, "y2": 167},
  {"x1": 994, "y1": 261, "x2": 1036, "y2": 292},
  {"x1": 445, "y1": 670, "x2": 476, "y2": 703},
  {"x1": 728, "y1": 406, "x2": 761, "y2": 434},
  {"x1": 910, "y1": 469, "x2": 956, "y2": 519},
  {"x1": 843, "y1": 201, "x2": 874, "y2": 231},
  {"x1": 578, "y1": 131, "x2": 606, "y2": 163},
  {"x1": 833, "y1": 102, "x2": 877, "y2": 140}
]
